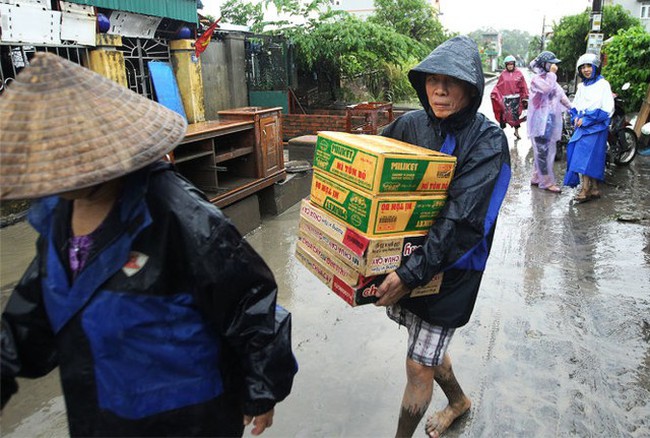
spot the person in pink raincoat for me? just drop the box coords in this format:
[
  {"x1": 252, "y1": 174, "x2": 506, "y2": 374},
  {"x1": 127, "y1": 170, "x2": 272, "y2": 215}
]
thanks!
[
  {"x1": 490, "y1": 55, "x2": 529, "y2": 139},
  {"x1": 527, "y1": 51, "x2": 572, "y2": 193}
]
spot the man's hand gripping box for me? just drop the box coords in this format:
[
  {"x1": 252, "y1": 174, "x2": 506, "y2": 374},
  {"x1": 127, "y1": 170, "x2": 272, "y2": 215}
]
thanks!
[{"x1": 295, "y1": 237, "x2": 442, "y2": 306}]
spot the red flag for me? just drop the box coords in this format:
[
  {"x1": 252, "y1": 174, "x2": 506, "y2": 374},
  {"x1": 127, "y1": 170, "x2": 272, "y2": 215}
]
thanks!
[{"x1": 195, "y1": 18, "x2": 221, "y2": 58}]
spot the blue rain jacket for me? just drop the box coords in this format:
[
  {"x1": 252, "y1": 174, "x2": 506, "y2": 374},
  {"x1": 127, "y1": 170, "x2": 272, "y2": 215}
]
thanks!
[{"x1": 1, "y1": 162, "x2": 297, "y2": 436}]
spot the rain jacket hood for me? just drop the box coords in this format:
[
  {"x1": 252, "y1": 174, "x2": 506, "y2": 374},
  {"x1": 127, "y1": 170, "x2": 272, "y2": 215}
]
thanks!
[{"x1": 408, "y1": 36, "x2": 484, "y2": 134}]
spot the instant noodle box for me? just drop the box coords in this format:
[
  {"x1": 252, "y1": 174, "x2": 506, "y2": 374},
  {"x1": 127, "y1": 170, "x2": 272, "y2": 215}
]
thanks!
[
  {"x1": 310, "y1": 170, "x2": 447, "y2": 237},
  {"x1": 298, "y1": 198, "x2": 427, "y2": 277},
  {"x1": 295, "y1": 239, "x2": 443, "y2": 307},
  {"x1": 313, "y1": 131, "x2": 456, "y2": 194}
]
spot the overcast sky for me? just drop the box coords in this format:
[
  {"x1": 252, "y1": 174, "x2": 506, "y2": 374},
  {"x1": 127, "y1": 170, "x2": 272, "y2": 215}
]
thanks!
[
  {"x1": 199, "y1": 0, "x2": 594, "y2": 35},
  {"x1": 438, "y1": 0, "x2": 593, "y2": 34}
]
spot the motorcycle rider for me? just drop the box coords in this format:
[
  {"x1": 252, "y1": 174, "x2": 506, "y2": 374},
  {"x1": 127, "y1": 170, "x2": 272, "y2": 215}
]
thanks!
[
  {"x1": 563, "y1": 52, "x2": 614, "y2": 202},
  {"x1": 490, "y1": 55, "x2": 529, "y2": 139}
]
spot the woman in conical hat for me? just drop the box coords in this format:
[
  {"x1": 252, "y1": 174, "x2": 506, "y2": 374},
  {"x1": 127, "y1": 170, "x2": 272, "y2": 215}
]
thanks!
[{"x1": 0, "y1": 53, "x2": 297, "y2": 437}]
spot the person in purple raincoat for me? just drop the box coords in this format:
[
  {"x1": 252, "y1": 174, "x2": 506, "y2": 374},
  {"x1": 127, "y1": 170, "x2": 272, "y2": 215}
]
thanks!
[{"x1": 527, "y1": 51, "x2": 572, "y2": 193}]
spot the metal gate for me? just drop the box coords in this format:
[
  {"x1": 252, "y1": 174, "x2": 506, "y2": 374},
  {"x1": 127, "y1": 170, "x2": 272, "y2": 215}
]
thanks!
[
  {"x1": 0, "y1": 44, "x2": 89, "y2": 92},
  {"x1": 118, "y1": 37, "x2": 170, "y2": 100}
]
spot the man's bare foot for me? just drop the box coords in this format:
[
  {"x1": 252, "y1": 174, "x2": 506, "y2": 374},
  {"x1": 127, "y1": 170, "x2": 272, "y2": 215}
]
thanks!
[{"x1": 424, "y1": 397, "x2": 471, "y2": 438}]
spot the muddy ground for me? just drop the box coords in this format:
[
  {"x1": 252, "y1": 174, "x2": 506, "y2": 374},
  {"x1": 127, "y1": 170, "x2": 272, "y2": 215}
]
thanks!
[{"x1": 1, "y1": 81, "x2": 649, "y2": 437}]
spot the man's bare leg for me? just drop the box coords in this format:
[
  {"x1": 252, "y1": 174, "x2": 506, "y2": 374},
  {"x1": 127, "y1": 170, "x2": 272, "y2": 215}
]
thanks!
[
  {"x1": 425, "y1": 354, "x2": 471, "y2": 438},
  {"x1": 395, "y1": 358, "x2": 435, "y2": 438}
]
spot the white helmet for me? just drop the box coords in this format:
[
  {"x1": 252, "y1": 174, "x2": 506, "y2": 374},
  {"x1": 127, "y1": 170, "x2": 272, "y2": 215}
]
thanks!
[{"x1": 576, "y1": 53, "x2": 600, "y2": 72}]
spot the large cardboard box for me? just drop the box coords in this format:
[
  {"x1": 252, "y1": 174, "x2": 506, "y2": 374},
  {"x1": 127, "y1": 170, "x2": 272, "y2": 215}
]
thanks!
[
  {"x1": 296, "y1": 241, "x2": 443, "y2": 306},
  {"x1": 310, "y1": 170, "x2": 447, "y2": 237},
  {"x1": 298, "y1": 198, "x2": 426, "y2": 277},
  {"x1": 313, "y1": 131, "x2": 456, "y2": 194}
]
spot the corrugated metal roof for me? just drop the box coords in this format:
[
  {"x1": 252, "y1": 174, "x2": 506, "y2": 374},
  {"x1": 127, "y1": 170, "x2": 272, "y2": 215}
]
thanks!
[{"x1": 67, "y1": 0, "x2": 197, "y2": 24}]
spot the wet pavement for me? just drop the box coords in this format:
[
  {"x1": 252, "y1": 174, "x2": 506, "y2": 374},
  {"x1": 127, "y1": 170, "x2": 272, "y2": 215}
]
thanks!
[{"x1": 1, "y1": 81, "x2": 649, "y2": 437}]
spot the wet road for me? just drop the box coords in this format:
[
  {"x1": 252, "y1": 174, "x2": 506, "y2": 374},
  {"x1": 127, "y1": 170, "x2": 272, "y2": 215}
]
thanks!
[{"x1": 1, "y1": 80, "x2": 649, "y2": 437}]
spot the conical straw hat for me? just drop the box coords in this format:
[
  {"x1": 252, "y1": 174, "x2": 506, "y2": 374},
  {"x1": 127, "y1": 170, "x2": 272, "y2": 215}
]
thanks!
[{"x1": 0, "y1": 52, "x2": 187, "y2": 200}]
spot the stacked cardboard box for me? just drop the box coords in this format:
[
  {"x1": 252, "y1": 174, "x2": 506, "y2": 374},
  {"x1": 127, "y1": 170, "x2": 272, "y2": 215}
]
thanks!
[{"x1": 297, "y1": 131, "x2": 456, "y2": 306}]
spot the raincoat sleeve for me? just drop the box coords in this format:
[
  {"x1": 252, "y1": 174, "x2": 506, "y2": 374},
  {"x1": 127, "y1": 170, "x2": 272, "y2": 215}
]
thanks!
[
  {"x1": 1, "y1": 248, "x2": 59, "y2": 408},
  {"x1": 559, "y1": 87, "x2": 572, "y2": 111},
  {"x1": 182, "y1": 206, "x2": 297, "y2": 417},
  {"x1": 490, "y1": 86, "x2": 504, "y2": 122},
  {"x1": 518, "y1": 71, "x2": 529, "y2": 101},
  {"x1": 395, "y1": 127, "x2": 510, "y2": 289},
  {"x1": 530, "y1": 71, "x2": 558, "y2": 95}
]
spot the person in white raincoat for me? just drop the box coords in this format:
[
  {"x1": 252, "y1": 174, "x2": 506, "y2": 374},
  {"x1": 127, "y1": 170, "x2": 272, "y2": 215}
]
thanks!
[{"x1": 563, "y1": 53, "x2": 614, "y2": 202}]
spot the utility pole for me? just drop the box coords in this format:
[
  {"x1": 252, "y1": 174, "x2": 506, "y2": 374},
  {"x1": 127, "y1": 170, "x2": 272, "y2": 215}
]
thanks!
[
  {"x1": 540, "y1": 15, "x2": 546, "y2": 51},
  {"x1": 587, "y1": 0, "x2": 604, "y2": 55}
]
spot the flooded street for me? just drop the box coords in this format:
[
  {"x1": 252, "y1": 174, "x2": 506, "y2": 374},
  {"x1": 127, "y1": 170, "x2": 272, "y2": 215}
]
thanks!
[{"x1": 1, "y1": 80, "x2": 649, "y2": 437}]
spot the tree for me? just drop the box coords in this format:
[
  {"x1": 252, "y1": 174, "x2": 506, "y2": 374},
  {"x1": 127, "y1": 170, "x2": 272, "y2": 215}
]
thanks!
[
  {"x1": 547, "y1": 5, "x2": 640, "y2": 81},
  {"x1": 220, "y1": 0, "x2": 264, "y2": 31},
  {"x1": 288, "y1": 14, "x2": 426, "y2": 99},
  {"x1": 500, "y1": 29, "x2": 534, "y2": 63},
  {"x1": 528, "y1": 35, "x2": 542, "y2": 61},
  {"x1": 602, "y1": 26, "x2": 650, "y2": 112},
  {"x1": 368, "y1": 0, "x2": 449, "y2": 50}
]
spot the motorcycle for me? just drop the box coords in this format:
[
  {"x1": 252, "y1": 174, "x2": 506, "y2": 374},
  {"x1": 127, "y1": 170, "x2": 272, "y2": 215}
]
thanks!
[
  {"x1": 557, "y1": 111, "x2": 573, "y2": 161},
  {"x1": 607, "y1": 83, "x2": 637, "y2": 166}
]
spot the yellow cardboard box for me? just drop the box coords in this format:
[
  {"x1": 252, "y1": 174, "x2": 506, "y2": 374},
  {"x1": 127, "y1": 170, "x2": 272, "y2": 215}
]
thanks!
[
  {"x1": 296, "y1": 242, "x2": 442, "y2": 307},
  {"x1": 298, "y1": 199, "x2": 426, "y2": 276},
  {"x1": 313, "y1": 131, "x2": 456, "y2": 194},
  {"x1": 310, "y1": 170, "x2": 447, "y2": 237}
]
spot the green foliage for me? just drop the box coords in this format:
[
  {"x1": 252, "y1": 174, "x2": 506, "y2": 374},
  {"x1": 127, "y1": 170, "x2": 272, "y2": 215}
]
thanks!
[
  {"x1": 368, "y1": 0, "x2": 449, "y2": 50},
  {"x1": 500, "y1": 29, "x2": 535, "y2": 62},
  {"x1": 352, "y1": 60, "x2": 419, "y2": 103},
  {"x1": 221, "y1": 0, "x2": 264, "y2": 30},
  {"x1": 219, "y1": 0, "x2": 446, "y2": 103},
  {"x1": 547, "y1": 5, "x2": 641, "y2": 81},
  {"x1": 528, "y1": 35, "x2": 542, "y2": 62},
  {"x1": 290, "y1": 15, "x2": 426, "y2": 78},
  {"x1": 467, "y1": 28, "x2": 535, "y2": 68},
  {"x1": 602, "y1": 26, "x2": 650, "y2": 112}
]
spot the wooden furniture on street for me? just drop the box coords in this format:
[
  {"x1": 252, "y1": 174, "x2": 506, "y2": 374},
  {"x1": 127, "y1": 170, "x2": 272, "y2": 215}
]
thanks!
[
  {"x1": 345, "y1": 102, "x2": 394, "y2": 135},
  {"x1": 172, "y1": 106, "x2": 286, "y2": 208}
]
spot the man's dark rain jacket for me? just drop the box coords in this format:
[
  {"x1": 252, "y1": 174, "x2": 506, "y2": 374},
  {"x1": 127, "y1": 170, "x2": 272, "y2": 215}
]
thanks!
[
  {"x1": 0, "y1": 162, "x2": 298, "y2": 436},
  {"x1": 382, "y1": 36, "x2": 511, "y2": 328}
]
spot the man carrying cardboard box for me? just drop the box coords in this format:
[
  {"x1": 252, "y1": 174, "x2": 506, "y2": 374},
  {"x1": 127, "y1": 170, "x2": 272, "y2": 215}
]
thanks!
[{"x1": 374, "y1": 36, "x2": 511, "y2": 438}]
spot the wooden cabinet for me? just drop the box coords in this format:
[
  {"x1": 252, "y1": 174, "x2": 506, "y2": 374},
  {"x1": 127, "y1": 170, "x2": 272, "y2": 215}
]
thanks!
[
  {"x1": 172, "y1": 107, "x2": 286, "y2": 208},
  {"x1": 217, "y1": 107, "x2": 285, "y2": 178},
  {"x1": 260, "y1": 114, "x2": 283, "y2": 176}
]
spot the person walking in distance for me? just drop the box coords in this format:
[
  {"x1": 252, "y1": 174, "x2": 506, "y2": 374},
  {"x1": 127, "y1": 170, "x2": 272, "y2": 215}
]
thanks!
[
  {"x1": 490, "y1": 55, "x2": 529, "y2": 140},
  {"x1": 527, "y1": 51, "x2": 572, "y2": 193},
  {"x1": 376, "y1": 36, "x2": 511, "y2": 438}
]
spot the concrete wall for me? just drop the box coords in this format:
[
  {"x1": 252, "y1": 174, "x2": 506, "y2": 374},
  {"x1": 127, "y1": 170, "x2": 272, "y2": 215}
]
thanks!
[{"x1": 201, "y1": 32, "x2": 249, "y2": 119}]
